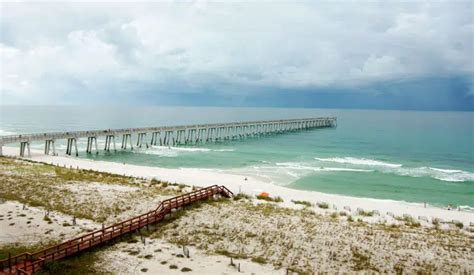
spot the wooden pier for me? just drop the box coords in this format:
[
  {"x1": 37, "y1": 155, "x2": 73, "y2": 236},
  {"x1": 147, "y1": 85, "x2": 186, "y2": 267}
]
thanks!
[
  {"x1": 0, "y1": 117, "x2": 337, "y2": 157},
  {"x1": 0, "y1": 185, "x2": 233, "y2": 275}
]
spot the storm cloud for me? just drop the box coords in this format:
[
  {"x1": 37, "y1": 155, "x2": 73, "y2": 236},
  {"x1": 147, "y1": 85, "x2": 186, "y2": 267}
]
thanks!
[{"x1": 1, "y1": 1, "x2": 473, "y2": 109}]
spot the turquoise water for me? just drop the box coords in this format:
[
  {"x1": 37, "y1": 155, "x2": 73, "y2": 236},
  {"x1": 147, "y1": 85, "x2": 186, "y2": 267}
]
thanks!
[{"x1": 1, "y1": 106, "x2": 473, "y2": 209}]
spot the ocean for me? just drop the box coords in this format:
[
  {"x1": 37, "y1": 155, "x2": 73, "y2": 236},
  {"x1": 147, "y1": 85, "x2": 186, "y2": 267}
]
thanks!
[{"x1": 1, "y1": 106, "x2": 473, "y2": 209}]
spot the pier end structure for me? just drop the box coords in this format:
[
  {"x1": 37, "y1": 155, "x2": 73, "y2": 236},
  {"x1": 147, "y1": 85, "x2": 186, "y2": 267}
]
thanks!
[{"x1": 0, "y1": 117, "x2": 337, "y2": 157}]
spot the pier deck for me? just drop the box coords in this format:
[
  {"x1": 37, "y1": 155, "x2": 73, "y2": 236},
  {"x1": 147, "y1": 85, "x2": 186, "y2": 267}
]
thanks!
[{"x1": 0, "y1": 117, "x2": 337, "y2": 157}]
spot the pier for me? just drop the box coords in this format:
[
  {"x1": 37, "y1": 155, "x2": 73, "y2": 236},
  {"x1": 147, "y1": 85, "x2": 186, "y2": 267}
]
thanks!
[{"x1": 0, "y1": 117, "x2": 337, "y2": 157}]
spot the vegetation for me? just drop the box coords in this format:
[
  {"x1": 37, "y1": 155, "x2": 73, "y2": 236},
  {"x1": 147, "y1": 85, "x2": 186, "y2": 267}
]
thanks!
[
  {"x1": 251, "y1": 256, "x2": 267, "y2": 264},
  {"x1": 233, "y1": 193, "x2": 252, "y2": 201},
  {"x1": 0, "y1": 242, "x2": 58, "y2": 259},
  {"x1": 0, "y1": 157, "x2": 181, "y2": 223},
  {"x1": 38, "y1": 251, "x2": 100, "y2": 275},
  {"x1": 454, "y1": 221, "x2": 463, "y2": 229},
  {"x1": 291, "y1": 200, "x2": 312, "y2": 207},
  {"x1": 316, "y1": 202, "x2": 329, "y2": 209},
  {"x1": 256, "y1": 195, "x2": 283, "y2": 203},
  {"x1": 357, "y1": 209, "x2": 374, "y2": 217}
]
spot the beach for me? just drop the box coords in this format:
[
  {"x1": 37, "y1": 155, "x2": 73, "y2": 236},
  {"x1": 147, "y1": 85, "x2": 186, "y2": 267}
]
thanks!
[
  {"x1": 0, "y1": 151, "x2": 472, "y2": 273},
  {"x1": 2, "y1": 146, "x2": 473, "y2": 227}
]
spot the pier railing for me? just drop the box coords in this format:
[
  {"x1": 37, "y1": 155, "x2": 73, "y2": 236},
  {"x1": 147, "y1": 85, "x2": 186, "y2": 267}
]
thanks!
[
  {"x1": 0, "y1": 117, "x2": 337, "y2": 157},
  {"x1": 0, "y1": 185, "x2": 233, "y2": 275}
]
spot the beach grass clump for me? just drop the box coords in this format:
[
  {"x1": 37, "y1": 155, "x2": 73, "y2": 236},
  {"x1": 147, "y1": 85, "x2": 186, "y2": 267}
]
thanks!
[
  {"x1": 431, "y1": 218, "x2": 441, "y2": 227},
  {"x1": 41, "y1": 251, "x2": 100, "y2": 274},
  {"x1": 330, "y1": 212, "x2": 339, "y2": 219},
  {"x1": 291, "y1": 200, "x2": 312, "y2": 207},
  {"x1": 251, "y1": 256, "x2": 268, "y2": 264},
  {"x1": 215, "y1": 249, "x2": 248, "y2": 259},
  {"x1": 403, "y1": 217, "x2": 421, "y2": 228},
  {"x1": 454, "y1": 221, "x2": 463, "y2": 229},
  {"x1": 357, "y1": 209, "x2": 374, "y2": 217},
  {"x1": 43, "y1": 215, "x2": 53, "y2": 224},
  {"x1": 233, "y1": 193, "x2": 252, "y2": 201},
  {"x1": 256, "y1": 195, "x2": 283, "y2": 203},
  {"x1": 316, "y1": 202, "x2": 329, "y2": 209},
  {"x1": 351, "y1": 247, "x2": 373, "y2": 271}
]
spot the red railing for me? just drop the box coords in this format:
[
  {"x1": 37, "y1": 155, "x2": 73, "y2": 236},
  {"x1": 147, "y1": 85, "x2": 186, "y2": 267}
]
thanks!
[{"x1": 0, "y1": 185, "x2": 233, "y2": 274}]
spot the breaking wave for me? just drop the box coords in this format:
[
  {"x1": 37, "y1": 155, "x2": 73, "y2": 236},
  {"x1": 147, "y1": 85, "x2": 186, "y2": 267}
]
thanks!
[
  {"x1": 396, "y1": 167, "x2": 474, "y2": 182},
  {"x1": 314, "y1": 157, "x2": 402, "y2": 168},
  {"x1": 314, "y1": 156, "x2": 474, "y2": 183},
  {"x1": 137, "y1": 146, "x2": 234, "y2": 157},
  {"x1": 0, "y1": 129, "x2": 17, "y2": 136},
  {"x1": 275, "y1": 162, "x2": 373, "y2": 172}
]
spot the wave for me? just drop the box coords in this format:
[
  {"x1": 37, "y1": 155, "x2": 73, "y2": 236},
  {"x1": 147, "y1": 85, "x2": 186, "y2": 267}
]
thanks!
[
  {"x1": 396, "y1": 167, "x2": 474, "y2": 182},
  {"x1": 152, "y1": 146, "x2": 234, "y2": 152},
  {"x1": 314, "y1": 156, "x2": 473, "y2": 183},
  {"x1": 314, "y1": 157, "x2": 402, "y2": 168},
  {"x1": 275, "y1": 162, "x2": 373, "y2": 172},
  {"x1": 458, "y1": 205, "x2": 474, "y2": 212},
  {"x1": 0, "y1": 129, "x2": 17, "y2": 136},
  {"x1": 136, "y1": 146, "x2": 234, "y2": 157},
  {"x1": 428, "y1": 167, "x2": 463, "y2": 173}
]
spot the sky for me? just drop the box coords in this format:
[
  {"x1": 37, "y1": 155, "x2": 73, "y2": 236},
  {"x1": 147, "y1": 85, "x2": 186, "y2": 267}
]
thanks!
[{"x1": 0, "y1": 1, "x2": 473, "y2": 110}]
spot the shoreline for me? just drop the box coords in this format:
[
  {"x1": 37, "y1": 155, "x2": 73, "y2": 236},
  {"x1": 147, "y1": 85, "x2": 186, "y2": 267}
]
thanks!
[{"x1": 2, "y1": 146, "x2": 473, "y2": 226}]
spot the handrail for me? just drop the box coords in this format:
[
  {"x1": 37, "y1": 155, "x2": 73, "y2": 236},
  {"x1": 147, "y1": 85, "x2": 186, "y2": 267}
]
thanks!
[{"x1": 0, "y1": 185, "x2": 233, "y2": 274}]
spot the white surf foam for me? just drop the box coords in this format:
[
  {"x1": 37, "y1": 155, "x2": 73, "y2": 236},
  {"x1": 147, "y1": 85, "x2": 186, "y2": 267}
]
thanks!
[
  {"x1": 275, "y1": 162, "x2": 373, "y2": 173},
  {"x1": 314, "y1": 156, "x2": 474, "y2": 183},
  {"x1": 0, "y1": 129, "x2": 17, "y2": 136},
  {"x1": 136, "y1": 146, "x2": 234, "y2": 157},
  {"x1": 458, "y1": 205, "x2": 474, "y2": 212},
  {"x1": 314, "y1": 157, "x2": 402, "y2": 168},
  {"x1": 429, "y1": 167, "x2": 463, "y2": 173}
]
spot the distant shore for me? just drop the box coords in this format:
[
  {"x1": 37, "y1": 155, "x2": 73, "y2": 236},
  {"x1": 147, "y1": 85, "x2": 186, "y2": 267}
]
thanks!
[{"x1": 3, "y1": 146, "x2": 473, "y2": 227}]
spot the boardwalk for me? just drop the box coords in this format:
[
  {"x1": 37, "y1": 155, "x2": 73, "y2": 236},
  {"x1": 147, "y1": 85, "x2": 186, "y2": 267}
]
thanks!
[
  {"x1": 0, "y1": 117, "x2": 337, "y2": 157},
  {"x1": 0, "y1": 185, "x2": 233, "y2": 275}
]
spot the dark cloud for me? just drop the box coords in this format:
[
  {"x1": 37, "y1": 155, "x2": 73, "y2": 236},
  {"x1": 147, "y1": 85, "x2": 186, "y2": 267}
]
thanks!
[{"x1": 1, "y1": 1, "x2": 472, "y2": 109}]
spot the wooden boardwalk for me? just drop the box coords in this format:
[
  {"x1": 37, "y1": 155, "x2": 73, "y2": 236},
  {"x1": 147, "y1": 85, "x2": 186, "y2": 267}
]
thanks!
[{"x1": 0, "y1": 185, "x2": 233, "y2": 274}]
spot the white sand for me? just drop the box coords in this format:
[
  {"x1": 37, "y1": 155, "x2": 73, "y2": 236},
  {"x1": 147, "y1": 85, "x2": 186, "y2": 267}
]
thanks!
[
  {"x1": 3, "y1": 146, "x2": 473, "y2": 227},
  {"x1": 0, "y1": 200, "x2": 98, "y2": 246},
  {"x1": 99, "y1": 239, "x2": 279, "y2": 274}
]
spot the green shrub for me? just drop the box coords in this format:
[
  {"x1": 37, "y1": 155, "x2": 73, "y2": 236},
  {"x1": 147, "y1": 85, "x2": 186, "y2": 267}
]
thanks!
[
  {"x1": 256, "y1": 195, "x2": 283, "y2": 203},
  {"x1": 357, "y1": 209, "x2": 374, "y2": 217},
  {"x1": 234, "y1": 193, "x2": 252, "y2": 201},
  {"x1": 251, "y1": 256, "x2": 267, "y2": 264},
  {"x1": 317, "y1": 202, "x2": 329, "y2": 209},
  {"x1": 291, "y1": 200, "x2": 312, "y2": 207}
]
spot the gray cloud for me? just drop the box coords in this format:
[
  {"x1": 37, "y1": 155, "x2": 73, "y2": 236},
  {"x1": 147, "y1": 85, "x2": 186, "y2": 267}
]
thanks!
[{"x1": 1, "y1": 1, "x2": 472, "y2": 104}]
